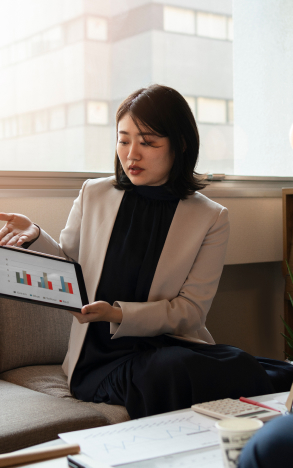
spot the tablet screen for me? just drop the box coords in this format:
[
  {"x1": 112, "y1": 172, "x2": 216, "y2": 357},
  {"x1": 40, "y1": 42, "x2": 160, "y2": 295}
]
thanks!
[{"x1": 0, "y1": 246, "x2": 88, "y2": 312}]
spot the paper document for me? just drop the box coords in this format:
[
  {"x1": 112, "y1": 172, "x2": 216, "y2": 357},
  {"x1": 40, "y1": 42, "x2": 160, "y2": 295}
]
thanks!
[
  {"x1": 59, "y1": 410, "x2": 219, "y2": 466},
  {"x1": 120, "y1": 447, "x2": 223, "y2": 468},
  {"x1": 262, "y1": 399, "x2": 289, "y2": 415}
]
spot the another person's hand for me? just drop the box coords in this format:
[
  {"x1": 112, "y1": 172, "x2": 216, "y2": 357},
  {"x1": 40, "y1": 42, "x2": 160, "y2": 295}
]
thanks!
[
  {"x1": 0, "y1": 212, "x2": 39, "y2": 247},
  {"x1": 70, "y1": 301, "x2": 123, "y2": 324}
]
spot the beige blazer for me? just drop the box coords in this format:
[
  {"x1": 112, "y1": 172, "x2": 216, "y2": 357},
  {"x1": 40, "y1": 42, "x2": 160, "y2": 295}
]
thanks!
[{"x1": 31, "y1": 176, "x2": 229, "y2": 385}]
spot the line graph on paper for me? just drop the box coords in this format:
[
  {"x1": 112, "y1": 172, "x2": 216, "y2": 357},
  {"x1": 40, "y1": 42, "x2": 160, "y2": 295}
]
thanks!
[{"x1": 59, "y1": 410, "x2": 219, "y2": 466}]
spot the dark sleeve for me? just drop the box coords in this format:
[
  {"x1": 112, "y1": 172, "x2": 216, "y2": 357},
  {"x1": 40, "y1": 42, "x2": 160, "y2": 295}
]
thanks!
[{"x1": 22, "y1": 224, "x2": 41, "y2": 249}]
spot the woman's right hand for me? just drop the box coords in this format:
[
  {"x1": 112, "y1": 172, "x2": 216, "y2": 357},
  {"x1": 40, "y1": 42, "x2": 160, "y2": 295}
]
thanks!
[{"x1": 0, "y1": 213, "x2": 40, "y2": 247}]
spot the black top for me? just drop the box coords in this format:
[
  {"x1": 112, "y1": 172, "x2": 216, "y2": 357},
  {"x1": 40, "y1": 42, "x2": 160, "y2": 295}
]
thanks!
[{"x1": 71, "y1": 184, "x2": 179, "y2": 400}]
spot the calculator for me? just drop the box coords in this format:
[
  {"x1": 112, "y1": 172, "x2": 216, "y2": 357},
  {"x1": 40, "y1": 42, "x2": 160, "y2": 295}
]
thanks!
[{"x1": 191, "y1": 398, "x2": 280, "y2": 422}]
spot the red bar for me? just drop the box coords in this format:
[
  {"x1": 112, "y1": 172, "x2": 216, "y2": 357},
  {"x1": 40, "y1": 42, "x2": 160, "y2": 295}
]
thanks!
[
  {"x1": 48, "y1": 281, "x2": 53, "y2": 290},
  {"x1": 68, "y1": 283, "x2": 73, "y2": 294},
  {"x1": 27, "y1": 274, "x2": 32, "y2": 286}
]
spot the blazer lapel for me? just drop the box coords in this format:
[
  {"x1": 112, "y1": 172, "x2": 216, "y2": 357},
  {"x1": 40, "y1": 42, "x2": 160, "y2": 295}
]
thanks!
[
  {"x1": 148, "y1": 195, "x2": 207, "y2": 302},
  {"x1": 79, "y1": 186, "x2": 125, "y2": 304},
  {"x1": 67, "y1": 183, "x2": 124, "y2": 382}
]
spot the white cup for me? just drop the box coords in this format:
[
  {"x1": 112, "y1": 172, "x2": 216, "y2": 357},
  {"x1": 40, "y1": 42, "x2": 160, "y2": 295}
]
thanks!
[{"x1": 215, "y1": 418, "x2": 263, "y2": 468}]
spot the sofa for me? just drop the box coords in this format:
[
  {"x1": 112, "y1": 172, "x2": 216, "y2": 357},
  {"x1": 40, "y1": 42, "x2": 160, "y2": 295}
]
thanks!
[{"x1": 0, "y1": 297, "x2": 130, "y2": 454}]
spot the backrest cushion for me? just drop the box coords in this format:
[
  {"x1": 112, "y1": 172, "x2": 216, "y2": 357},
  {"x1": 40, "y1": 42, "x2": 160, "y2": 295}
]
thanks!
[{"x1": 0, "y1": 297, "x2": 72, "y2": 373}]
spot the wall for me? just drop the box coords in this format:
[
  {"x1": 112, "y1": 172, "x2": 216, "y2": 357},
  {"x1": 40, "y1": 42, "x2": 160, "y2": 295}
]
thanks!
[
  {"x1": 0, "y1": 193, "x2": 285, "y2": 360},
  {"x1": 207, "y1": 261, "x2": 284, "y2": 360}
]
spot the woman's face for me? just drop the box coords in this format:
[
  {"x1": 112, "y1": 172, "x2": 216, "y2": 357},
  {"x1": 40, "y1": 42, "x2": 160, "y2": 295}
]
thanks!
[{"x1": 117, "y1": 113, "x2": 175, "y2": 186}]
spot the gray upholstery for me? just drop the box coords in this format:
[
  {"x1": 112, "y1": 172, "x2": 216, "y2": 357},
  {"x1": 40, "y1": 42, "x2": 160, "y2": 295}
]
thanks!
[
  {"x1": 0, "y1": 298, "x2": 72, "y2": 373},
  {"x1": 0, "y1": 296, "x2": 130, "y2": 453},
  {"x1": 0, "y1": 365, "x2": 130, "y2": 424},
  {"x1": 0, "y1": 380, "x2": 110, "y2": 454}
]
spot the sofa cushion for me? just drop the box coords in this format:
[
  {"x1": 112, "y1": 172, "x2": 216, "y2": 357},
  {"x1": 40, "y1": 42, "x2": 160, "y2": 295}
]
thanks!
[
  {"x1": 0, "y1": 297, "x2": 72, "y2": 373},
  {"x1": 0, "y1": 365, "x2": 130, "y2": 425},
  {"x1": 0, "y1": 380, "x2": 110, "y2": 454}
]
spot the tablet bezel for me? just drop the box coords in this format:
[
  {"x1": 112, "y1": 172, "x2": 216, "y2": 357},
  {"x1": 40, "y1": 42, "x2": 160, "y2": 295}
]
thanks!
[{"x1": 0, "y1": 245, "x2": 88, "y2": 312}]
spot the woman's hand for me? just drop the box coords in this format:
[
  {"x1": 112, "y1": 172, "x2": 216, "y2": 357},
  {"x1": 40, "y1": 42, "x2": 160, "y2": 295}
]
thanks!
[
  {"x1": 0, "y1": 213, "x2": 39, "y2": 247},
  {"x1": 70, "y1": 301, "x2": 123, "y2": 324}
]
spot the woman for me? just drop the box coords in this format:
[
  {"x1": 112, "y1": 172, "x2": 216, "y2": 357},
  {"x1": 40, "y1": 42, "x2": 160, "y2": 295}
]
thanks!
[{"x1": 0, "y1": 85, "x2": 288, "y2": 418}]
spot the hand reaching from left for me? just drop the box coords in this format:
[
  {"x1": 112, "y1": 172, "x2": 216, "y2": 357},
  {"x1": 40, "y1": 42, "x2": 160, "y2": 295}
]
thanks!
[{"x1": 70, "y1": 301, "x2": 122, "y2": 324}]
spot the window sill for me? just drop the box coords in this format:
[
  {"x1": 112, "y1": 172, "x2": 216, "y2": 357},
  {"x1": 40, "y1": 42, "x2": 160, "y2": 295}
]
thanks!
[
  {"x1": 0, "y1": 171, "x2": 112, "y2": 197},
  {"x1": 0, "y1": 172, "x2": 293, "y2": 197}
]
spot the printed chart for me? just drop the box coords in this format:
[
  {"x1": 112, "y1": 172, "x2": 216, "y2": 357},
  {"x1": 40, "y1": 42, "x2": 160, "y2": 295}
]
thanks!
[
  {"x1": 0, "y1": 248, "x2": 82, "y2": 309},
  {"x1": 59, "y1": 410, "x2": 219, "y2": 466}
]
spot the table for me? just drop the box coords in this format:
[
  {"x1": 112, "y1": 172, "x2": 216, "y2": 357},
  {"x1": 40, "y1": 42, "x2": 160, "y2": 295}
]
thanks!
[{"x1": 16, "y1": 392, "x2": 289, "y2": 468}]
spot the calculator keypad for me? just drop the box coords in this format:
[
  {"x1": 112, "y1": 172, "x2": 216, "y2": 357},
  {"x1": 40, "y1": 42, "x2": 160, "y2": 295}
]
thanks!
[{"x1": 192, "y1": 398, "x2": 262, "y2": 418}]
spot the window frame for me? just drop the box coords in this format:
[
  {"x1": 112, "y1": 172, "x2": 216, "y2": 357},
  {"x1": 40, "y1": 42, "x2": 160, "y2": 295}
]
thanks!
[{"x1": 0, "y1": 171, "x2": 292, "y2": 198}]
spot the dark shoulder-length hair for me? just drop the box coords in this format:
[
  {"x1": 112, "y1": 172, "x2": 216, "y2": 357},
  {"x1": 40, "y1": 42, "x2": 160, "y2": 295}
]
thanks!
[{"x1": 113, "y1": 84, "x2": 206, "y2": 199}]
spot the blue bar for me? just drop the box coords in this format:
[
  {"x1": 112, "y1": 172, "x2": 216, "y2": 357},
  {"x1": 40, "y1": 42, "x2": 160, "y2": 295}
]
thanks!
[
  {"x1": 20, "y1": 278, "x2": 24, "y2": 284},
  {"x1": 60, "y1": 276, "x2": 66, "y2": 293},
  {"x1": 40, "y1": 277, "x2": 45, "y2": 288}
]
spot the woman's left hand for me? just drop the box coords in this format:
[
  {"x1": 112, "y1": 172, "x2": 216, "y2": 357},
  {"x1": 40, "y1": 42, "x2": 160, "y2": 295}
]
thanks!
[{"x1": 70, "y1": 301, "x2": 122, "y2": 324}]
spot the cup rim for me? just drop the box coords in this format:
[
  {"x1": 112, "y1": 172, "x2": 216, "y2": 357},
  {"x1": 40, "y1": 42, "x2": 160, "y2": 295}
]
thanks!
[{"x1": 215, "y1": 418, "x2": 263, "y2": 431}]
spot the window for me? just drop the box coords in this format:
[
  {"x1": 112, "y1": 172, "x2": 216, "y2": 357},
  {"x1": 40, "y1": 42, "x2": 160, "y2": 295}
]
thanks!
[
  {"x1": 68, "y1": 102, "x2": 85, "y2": 127},
  {"x1": 43, "y1": 26, "x2": 64, "y2": 52},
  {"x1": 4, "y1": 118, "x2": 17, "y2": 139},
  {"x1": 163, "y1": 7, "x2": 195, "y2": 35},
  {"x1": 86, "y1": 17, "x2": 108, "y2": 41},
  {"x1": 18, "y1": 114, "x2": 33, "y2": 136},
  {"x1": 35, "y1": 110, "x2": 48, "y2": 134},
  {"x1": 0, "y1": 0, "x2": 234, "y2": 174},
  {"x1": 87, "y1": 102, "x2": 108, "y2": 125},
  {"x1": 197, "y1": 98, "x2": 227, "y2": 124},
  {"x1": 197, "y1": 12, "x2": 228, "y2": 40},
  {"x1": 65, "y1": 18, "x2": 85, "y2": 44},
  {"x1": 184, "y1": 96, "x2": 196, "y2": 116},
  {"x1": 49, "y1": 107, "x2": 66, "y2": 131}
]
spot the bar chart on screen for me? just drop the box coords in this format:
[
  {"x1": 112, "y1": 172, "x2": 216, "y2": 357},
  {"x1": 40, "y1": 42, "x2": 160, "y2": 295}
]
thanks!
[{"x1": 0, "y1": 247, "x2": 82, "y2": 309}]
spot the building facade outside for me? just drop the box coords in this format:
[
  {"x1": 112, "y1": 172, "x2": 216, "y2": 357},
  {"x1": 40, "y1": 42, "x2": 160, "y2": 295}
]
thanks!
[{"x1": 0, "y1": 0, "x2": 233, "y2": 174}]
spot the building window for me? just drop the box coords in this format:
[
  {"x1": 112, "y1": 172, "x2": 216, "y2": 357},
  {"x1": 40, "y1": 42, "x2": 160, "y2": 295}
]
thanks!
[
  {"x1": 34, "y1": 111, "x2": 48, "y2": 133},
  {"x1": 184, "y1": 96, "x2": 196, "y2": 116},
  {"x1": 65, "y1": 18, "x2": 85, "y2": 44},
  {"x1": 227, "y1": 17, "x2": 233, "y2": 41},
  {"x1": 4, "y1": 117, "x2": 18, "y2": 139},
  {"x1": 43, "y1": 26, "x2": 64, "y2": 52},
  {"x1": 18, "y1": 114, "x2": 33, "y2": 136},
  {"x1": 87, "y1": 101, "x2": 108, "y2": 125},
  {"x1": 163, "y1": 6, "x2": 196, "y2": 35},
  {"x1": 68, "y1": 102, "x2": 85, "y2": 127},
  {"x1": 197, "y1": 98, "x2": 227, "y2": 124},
  {"x1": 49, "y1": 106, "x2": 66, "y2": 130},
  {"x1": 197, "y1": 12, "x2": 228, "y2": 40},
  {"x1": 86, "y1": 17, "x2": 108, "y2": 41},
  {"x1": 228, "y1": 101, "x2": 234, "y2": 124}
]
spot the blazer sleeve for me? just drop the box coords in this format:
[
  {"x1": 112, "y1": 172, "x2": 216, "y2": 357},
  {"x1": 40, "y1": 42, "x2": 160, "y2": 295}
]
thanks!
[
  {"x1": 29, "y1": 180, "x2": 88, "y2": 261},
  {"x1": 111, "y1": 206, "x2": 229, "y2": 340}
]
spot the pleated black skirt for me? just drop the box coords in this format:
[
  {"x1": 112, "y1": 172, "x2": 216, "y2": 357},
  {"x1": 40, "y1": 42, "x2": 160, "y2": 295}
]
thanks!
[{"x1": 92, "y1": 338, "x2": 293, "y2": 419}]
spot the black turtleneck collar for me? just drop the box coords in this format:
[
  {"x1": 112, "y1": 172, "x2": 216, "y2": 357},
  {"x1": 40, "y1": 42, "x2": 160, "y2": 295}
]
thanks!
[{"x1": 132, "y1": 184, "x2": 179, "y2": 202}]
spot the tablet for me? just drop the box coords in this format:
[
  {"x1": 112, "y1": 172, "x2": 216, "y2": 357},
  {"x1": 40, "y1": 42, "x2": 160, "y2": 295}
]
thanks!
[{"x1": 0, "y1": 245, "x2": 88, "y2": 312}]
